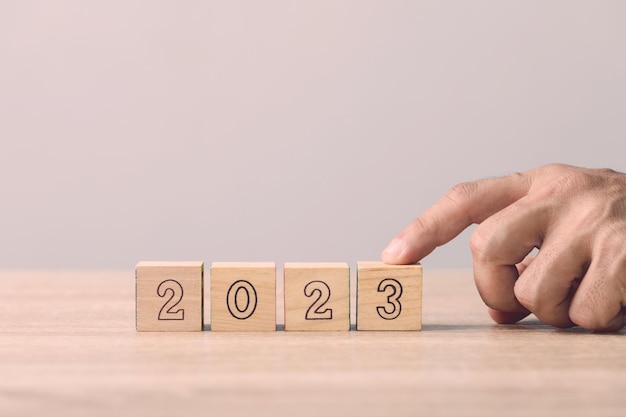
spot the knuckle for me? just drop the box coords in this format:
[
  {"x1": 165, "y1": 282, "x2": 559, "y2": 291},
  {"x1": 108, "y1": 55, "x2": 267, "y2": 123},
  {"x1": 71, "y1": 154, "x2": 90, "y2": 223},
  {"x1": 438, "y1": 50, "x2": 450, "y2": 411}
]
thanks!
[
  {"x1": 598, "y1": 191, "x2": 626, "y2": 223},
  {"x1": 445, "y1": 182, "x2": 478, "y2": 206},
  {"x1": 551, "y1": 171, "x2": 594, "y2": 193},
  {"x1": 513, "y1": 280, "x2": 538, "y2": 312},
  {"x1": 598, "y1": 167, "x2": 617, "y2": 175},
  {"x1": 470, "y1": 222, "x2": 512, "y2": 264},
  {"x1": 595, "y1": 229, "x2": 626, "y2": 258},
  {"x1": 569, "y1": 307, "x2": 614, "y2": 331},
  {"x1": 514, "y1": 279, "x2": 573, "y2": 328},
  {"x1": 411, "y1": 215, "x2": 434, "y2": 236},
  {"x1": 537, "y1": 164, "x2": 605, "y2": 194},
  {"x1": 569, "y1": 286, "x2": 617, "y2": 330},
  {"x1": 536, "y1": 163, "x2": 571, "y2": 176},
  {"x1": 469, "y1": 226, "x2": 493, "y2": 262}
]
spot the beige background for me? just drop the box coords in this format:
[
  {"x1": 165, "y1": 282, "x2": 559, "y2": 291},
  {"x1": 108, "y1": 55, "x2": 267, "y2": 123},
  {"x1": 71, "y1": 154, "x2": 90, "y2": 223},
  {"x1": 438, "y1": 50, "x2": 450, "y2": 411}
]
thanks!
[{"x1": 1, "y1": 1, "x2": 625, "y2": 269}]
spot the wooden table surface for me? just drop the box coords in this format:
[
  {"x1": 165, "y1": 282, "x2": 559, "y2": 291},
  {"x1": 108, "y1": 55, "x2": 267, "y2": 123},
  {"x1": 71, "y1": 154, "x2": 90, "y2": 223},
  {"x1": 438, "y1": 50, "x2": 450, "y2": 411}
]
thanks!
[{"x1": 1, "y1": 269, "x2": 624, "y2": 417}]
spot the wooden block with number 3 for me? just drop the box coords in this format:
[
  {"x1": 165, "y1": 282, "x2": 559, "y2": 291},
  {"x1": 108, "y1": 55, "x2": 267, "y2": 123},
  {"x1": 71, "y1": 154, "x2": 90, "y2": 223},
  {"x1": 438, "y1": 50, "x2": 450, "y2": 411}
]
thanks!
[
  {"x1": 284, "y1": 262, "x2": 350, "y2": 331},
  {"x1": 211, "y1": 262, "x2": 276, "y2": 331},
  {"x1": 135, "y1": 261, "x2": 204, "y2": 332},
  {"x1": 356, "y1": 261, "x2": 422, "y2": 331}
]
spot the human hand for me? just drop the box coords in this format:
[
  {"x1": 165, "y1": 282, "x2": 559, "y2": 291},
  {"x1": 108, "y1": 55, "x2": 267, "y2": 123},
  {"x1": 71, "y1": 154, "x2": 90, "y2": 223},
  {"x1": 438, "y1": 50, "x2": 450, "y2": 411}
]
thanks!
[{"x1": 382, "y1": 164, "x2": 626, "y2": 331}]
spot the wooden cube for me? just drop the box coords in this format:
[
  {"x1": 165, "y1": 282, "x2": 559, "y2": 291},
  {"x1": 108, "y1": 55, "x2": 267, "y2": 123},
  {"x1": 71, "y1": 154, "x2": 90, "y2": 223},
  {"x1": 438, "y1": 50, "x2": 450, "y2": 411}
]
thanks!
[
  {"x1": 210, "y1": 262, "x2": 276, "y2": 331},
  {"x1": 284, "y1": 262, "x2": 350, "y2": 331},
  {"x1": 356, "y1": 261, "x2": 422, "y2": 331},
  {"x1": 135, "y1": 261, "x2": 204, "y2": 332}
]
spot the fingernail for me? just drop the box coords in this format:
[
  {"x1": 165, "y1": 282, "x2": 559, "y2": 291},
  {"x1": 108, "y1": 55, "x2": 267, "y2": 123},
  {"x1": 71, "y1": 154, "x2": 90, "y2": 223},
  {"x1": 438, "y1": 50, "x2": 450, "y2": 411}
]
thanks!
[{"x1": 383, "y1": 238, "x2": 405, "y2": 259}]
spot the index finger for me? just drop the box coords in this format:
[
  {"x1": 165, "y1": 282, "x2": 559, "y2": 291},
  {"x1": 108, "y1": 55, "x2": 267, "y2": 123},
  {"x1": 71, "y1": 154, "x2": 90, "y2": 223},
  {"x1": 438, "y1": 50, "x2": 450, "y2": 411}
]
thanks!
[{"x1": 381, "y1": 173, "x2": 532, "y2": 264}]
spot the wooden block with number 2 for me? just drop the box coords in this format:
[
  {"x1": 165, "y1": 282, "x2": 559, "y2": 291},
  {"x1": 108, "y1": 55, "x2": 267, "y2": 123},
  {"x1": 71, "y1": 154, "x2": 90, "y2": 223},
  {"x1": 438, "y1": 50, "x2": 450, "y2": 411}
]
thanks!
[
  {"x1": 135, "y1": 261, "x2": 204, "y2": 332},
  {"x1": 356, "y1": 261, "x2": 422, "y2": 331},
  {"x1": 284, "y1": 262, "x2": 350, "y2": 331}
]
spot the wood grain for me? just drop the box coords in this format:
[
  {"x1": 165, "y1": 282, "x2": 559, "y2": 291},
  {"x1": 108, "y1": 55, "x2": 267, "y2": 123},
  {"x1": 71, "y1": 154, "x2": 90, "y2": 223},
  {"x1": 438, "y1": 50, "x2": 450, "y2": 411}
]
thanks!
[
  {"x1": 210, "y1": 262, "x2": 276, "y2": 331},
  {"x1": 0, "y1": 269, "x2": 625, "y2": 417},
  {"x1": 135, "y1": 261, "x2": 204, "y2": 331},
  {"x1": 356, "y1": 261, "x2": 422, "y2": 331},
  {"x1": 284, "y1": 262, "x2": 350, "y2": 331}
]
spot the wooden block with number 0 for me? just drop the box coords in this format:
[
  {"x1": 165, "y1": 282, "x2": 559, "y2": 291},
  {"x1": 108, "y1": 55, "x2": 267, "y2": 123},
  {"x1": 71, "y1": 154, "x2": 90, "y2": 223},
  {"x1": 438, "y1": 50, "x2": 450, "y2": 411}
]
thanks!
[
  {"x1": 356, "y1": 261, "x2": 422, "y2": 331},
  {"x1": 284, "y1": 262, "x2": 350, "y2": 331},
  {"x1": 210, "y1": 262, "x2": 276, "y2": 331},
  {"x1": 135, "y1": 261, "x2": 204, "y2": 331}
]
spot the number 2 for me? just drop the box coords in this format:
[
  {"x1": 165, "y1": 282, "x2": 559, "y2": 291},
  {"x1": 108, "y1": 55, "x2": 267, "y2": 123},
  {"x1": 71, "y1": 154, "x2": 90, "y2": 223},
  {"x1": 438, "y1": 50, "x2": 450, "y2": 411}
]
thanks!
[
  {"x1": 157, "y1": 279, "x2": 185, "y2": 320},
  {"x1": 304, "y1": 280, "x2": 332, "y2": 320},
  {"x1": 376, "y1": 278, "x2": 402, "y2": 320}
]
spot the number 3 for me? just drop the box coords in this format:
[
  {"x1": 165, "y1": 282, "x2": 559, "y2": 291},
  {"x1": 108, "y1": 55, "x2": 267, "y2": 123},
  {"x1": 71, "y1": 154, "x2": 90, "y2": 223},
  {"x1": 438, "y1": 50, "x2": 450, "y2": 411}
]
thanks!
[
  {"x1": 157, "y1": 279, "x2": 185, "y2": 320},
  {"x1": 376, "y1": 278, "x2": 402, "y2": 320}
]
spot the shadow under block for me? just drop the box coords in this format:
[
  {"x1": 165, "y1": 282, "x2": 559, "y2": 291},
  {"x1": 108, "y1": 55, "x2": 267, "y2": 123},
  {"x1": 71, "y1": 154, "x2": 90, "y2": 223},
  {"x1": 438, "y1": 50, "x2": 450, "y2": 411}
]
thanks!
[
  {"x1": 356, "y1": 261, "x2": 422, "y2": 331},
  {"x1": 284, "y1": 263, "x2": 350, "y2": 331},
  {"x1": 211, "y1": 262, "x2": 276, "y2": 331},
  {"x1": 135, "y1": 261, "x2": 204, "y2": 332}
]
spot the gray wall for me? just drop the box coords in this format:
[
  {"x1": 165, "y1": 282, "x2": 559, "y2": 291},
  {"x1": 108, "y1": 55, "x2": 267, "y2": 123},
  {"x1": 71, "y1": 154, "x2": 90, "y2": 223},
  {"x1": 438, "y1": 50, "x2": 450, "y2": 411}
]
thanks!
[{"x1": 1, "y1": 1, "x2": 625, "y2": 269}]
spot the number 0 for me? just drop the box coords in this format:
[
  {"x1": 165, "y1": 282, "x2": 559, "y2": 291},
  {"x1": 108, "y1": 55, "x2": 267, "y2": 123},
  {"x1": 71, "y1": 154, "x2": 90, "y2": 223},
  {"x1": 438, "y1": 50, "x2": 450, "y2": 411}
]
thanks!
[{"x1": 227, "y1": 280, "x2": 258, "y2": 320}]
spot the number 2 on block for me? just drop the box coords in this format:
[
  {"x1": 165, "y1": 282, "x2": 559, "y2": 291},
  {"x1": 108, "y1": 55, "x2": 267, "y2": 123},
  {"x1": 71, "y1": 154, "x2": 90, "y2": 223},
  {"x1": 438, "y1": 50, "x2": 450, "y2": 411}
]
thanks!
[
  {"x1": 376, "y1": 278, "x2": 402, "y2": 320},
  {"x1": 157, "y1": 279, "x2": 185, "y2": 320},
  {"x1": 304, "y1": 280, "x2": 333, "y2": 320}
]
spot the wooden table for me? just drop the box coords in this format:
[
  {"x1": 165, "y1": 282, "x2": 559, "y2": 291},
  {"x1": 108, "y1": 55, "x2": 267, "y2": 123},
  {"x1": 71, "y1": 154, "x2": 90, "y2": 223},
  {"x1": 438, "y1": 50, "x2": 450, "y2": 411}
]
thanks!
[{"x1": 1, "y1": 269, "x2": 624, "y2": 417}]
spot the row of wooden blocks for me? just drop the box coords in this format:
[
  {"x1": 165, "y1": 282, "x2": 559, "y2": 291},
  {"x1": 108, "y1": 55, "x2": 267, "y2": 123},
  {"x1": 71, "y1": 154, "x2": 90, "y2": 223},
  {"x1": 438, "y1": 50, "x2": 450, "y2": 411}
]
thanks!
[{"x1": 136, "y1": 261, "x2": 422, "y2": 332}]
